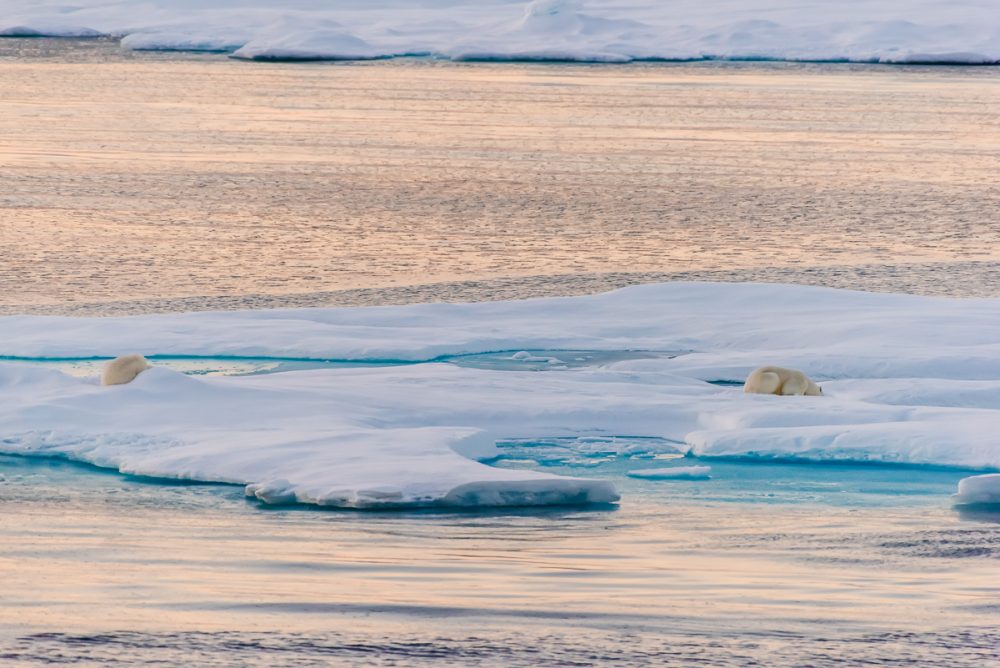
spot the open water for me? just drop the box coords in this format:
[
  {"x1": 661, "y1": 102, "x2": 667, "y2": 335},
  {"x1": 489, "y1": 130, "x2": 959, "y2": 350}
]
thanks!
[{"x1": 1, "y1": 38, "x2": 998, "y2": 666}]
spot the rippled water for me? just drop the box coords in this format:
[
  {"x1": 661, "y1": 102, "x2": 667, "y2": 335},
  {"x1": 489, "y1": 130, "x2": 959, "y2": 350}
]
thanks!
[
  {"x1": 2, "y1": 38, "x2": 1000, "y2": 666},
  {"x1": 1, "y1": 39, "x2": 999, "y2": 315},
  {"x1": 1, "y1": 453, "x2": 999, "y2": 667},
  {"x1": 2, "y1": 352, "x2": 999, "y2": 666}
]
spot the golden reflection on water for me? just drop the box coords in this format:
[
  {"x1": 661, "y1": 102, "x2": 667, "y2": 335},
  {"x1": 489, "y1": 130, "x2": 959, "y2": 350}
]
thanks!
[
  {"x1": 1, "y1": 487, "x2": 996, "y2": 638},
  {"x1": 1, "y1": 44, "x2": 999, "y2": 308}
]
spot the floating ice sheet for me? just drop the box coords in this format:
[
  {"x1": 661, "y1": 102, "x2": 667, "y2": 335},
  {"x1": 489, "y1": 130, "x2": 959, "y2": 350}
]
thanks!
[
  {"x1": 1, "y1": 1, "x2": 998, "y2": 65},
  {"x1": 2, "y1": 282, "x2": 1000, "y2": 508},
  {"x1": 955, "y1": 474, "x2": 1000, "y2": 506}
]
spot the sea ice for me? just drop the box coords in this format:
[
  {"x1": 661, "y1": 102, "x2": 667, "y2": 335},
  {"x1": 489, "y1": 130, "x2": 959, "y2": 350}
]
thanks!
[
  {"x1": 509, "y1": 351, "x2": 563, "y2": 364},
  {"x1": 1, "y1": 282, "x2": 999, "y2": 508},
  {"x1": 0, "y1": 1, "x2": 997, "y2": 65}
]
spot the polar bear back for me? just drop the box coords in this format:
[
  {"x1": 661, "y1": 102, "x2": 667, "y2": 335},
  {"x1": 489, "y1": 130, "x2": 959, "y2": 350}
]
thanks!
[
  {"x1": 101, "y1": 354, "x2": 152, "y2": 386},
  {"x1": 744, "y1": 365, "x2": 822, "y2": 396}
]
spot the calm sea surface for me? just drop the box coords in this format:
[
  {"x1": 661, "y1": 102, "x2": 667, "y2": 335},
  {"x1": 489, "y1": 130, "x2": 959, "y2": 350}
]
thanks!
[
  {"x1": 2, "y1": 451, "x2": 999, "y2": 667},
  {"x1": 0, "y1": 39, "x2": 999, "y2": 315},
  {"x1": 1, "y1": 38, "x2": 999, "y2": 667}
]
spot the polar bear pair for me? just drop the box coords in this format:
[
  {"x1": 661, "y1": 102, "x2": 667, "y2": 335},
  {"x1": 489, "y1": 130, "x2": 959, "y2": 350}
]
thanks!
[
  {"x1": 744, "y1": 365, "x2": 822, "y2": 396},
  {"x1": 100, "y1": 355, "x2": 821, "y2": 397}
]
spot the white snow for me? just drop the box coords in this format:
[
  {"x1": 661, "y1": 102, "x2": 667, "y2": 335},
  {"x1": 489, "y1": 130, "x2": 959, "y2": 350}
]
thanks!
[
  {"x1": 1, "y1": 1, "x2": 998, "y2": 65},
  {"x1": 954, "y1": 474, "x2": 1000, "y2": 505},
  {"x1": 231, "y1": 23, "x2": 387, "y2": 61},
  {"x1": 1, "y1": 281, "x2": 1000, "y2": 508},
  {"x1": 627, "y1": 466, "x2": 711, "y2": 480}
]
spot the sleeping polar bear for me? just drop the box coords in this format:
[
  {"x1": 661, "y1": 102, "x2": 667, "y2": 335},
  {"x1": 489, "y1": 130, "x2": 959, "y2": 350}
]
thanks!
[
  {"x1": 744, "y1": 365, "x2": 822, "y2": 396},
  {"x1": 101, "y1": 354, "x2": 152, "y2": 386}
]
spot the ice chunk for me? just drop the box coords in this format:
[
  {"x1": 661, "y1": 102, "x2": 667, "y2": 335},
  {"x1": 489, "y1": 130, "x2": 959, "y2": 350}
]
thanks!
[
  {"x1": 121, "y1": 30, "x2": 249, "y2": 53},
  {"x1": 232, "y1": 26, "x2": 387, "y2": 62},
  {"x1": 954, "y1": 474, "x2": 1000, "y2": 505},
  {"x1": 508, "y1": 351, "x2": 563, "y2": 363},
  {"x1": 627, "y1": 466, "x2": 712, "y2": 480}
]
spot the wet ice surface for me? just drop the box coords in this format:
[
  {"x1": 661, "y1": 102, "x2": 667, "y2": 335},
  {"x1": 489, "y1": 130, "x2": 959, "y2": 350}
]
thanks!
[
  {"x1": 2, "y1": 39, "x2": 1000, "y2": 315},
  {"x1": 1, "y1": 453, "x2": 999, "y2": 667},
  {"x1": 489, "y1": 436, "x2": 989, "y2": 509}
]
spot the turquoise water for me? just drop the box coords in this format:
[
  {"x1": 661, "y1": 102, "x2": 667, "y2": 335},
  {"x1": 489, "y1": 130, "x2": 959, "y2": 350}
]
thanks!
[
  {"x1": 1, "y1": 349, "x2": 677, "y2": 377},
  {"x1": 491, "y1": 437, "x2": 986, "y2": 509}
]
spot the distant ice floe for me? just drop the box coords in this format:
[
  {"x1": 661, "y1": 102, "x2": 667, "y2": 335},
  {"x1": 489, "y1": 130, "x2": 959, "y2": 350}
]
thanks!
[
  {"x1": 2, "y1": 282, "x2": 1000, "y2": 509},
  {"x1": 1, "y1": 0, "x2": 998, "y2": 65},
  {"x1": 627, "y1": 466, "x2": 711, "y2": 480},
  {"x1": 447, "y1": 0, "x2": 657, "y2": 63},
  {"x1": 0, "y1": 24, "x2": 103, "y2": 38}
]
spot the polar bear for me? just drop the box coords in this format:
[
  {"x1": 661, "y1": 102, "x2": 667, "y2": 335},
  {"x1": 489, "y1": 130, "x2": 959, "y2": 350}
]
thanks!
[
  {"x1": 744, "y1": 365, "x2": 822, "y2": 396},
  {"x1": 101, "y1": 354, "x2": 152, "y2": 386}
]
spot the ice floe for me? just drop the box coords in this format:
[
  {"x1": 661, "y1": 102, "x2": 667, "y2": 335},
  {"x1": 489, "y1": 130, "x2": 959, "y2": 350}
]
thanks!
[
  {"x1": 1, "y1": 1, "x2": 998, "y2": 65},
  {"x1": 627, "y1": 466, "x2": 711, "y2": 480},
  {"x1": 955, "y1": 474, "x2": 1000, "y2": 506},
  {"x1": 1, "y1": 282, "x2": 999, "y2": 508}
]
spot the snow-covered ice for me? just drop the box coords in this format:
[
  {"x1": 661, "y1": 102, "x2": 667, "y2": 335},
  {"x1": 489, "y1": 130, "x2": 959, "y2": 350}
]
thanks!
[
  {"x1": 1, "y1": 1, "x2": 998, "y2": 65},
  {"x1": 627, "y1": 466, "x2": 711, "y2": 480},
  {"x1": 954, "y1": 474, "x2": 1000, "y2": 505},
  {"x1": 1, "y1": 281, "x2": 999, "y2": 508},
  {"x1": 232, "y1": 23, "x2": 387, "y2": 62}
]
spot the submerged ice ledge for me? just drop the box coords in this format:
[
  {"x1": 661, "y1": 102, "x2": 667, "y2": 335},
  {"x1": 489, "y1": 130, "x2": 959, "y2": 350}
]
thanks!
[
  {"x1": 2, "y1": 281, "x2": 1000, "y2": 509},
  {"x1": 1, "y1": 1, "x2": 999, "y2": 65},
  {"x1": 627, "y1": 466, "x2": 711, "y2": 480},
  {"x1": 245, "y1": 476, "x2": 619, "y2": 509}
]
